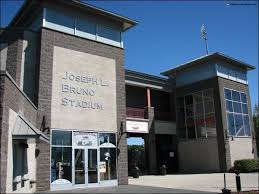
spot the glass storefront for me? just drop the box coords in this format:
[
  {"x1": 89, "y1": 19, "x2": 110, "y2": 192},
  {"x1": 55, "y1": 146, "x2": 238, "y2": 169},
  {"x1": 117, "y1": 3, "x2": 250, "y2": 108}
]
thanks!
[{"x1": 50, "y1": 130, "x2": 117, "y2": 190}]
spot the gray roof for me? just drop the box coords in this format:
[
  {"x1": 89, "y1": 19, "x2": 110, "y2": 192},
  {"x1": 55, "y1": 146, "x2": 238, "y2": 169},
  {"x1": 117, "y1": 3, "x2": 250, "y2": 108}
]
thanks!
[
  {"x1": 9, "y1": 0, "x2": 137, "y2": 31},
  {"x1": 161, "y1": 52, "x2": 256, "y2": 76},
  {"x1": 12, "y1": 114, "x2": 49, "y2": 142},
  {"x1": 125, "y1": 69, "x2": 172, "y2": 91}
]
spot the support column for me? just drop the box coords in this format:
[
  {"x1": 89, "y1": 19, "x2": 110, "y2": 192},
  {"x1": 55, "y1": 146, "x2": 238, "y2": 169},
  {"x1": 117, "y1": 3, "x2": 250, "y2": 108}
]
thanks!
[
  {"x1": 144, "y1": 106, "x2": 157, "y2": 174},
  {"x1": 147, "y1": 88, "x2": 151, "y2": 107}
]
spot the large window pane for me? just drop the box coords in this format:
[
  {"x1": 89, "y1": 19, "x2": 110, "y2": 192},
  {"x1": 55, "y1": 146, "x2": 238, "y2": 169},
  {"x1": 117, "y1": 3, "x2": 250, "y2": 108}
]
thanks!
[
  {"x1": 99, "y1": 133, "x2": 116, "y2": 147},
  {"x1": 227, "y1": 113, "x2": 235, "y2": 136},
  {"x1": 241, "y1": 93, "x2": 247, "y2": 103},
  {"x1": 52, "y1": 130, "x2": 72, "y2": 146},
  {"x1": 224, "y1": 89, "x2": 232, "y2": 100},
  {"x1": 243, "y1": 115, "x2": 251, "y2": 136},
  {"x1": 193, "y1": 91, "x2": 203, "y2": 103},
  {"x1": 242, "y1": 104, "x2": 248, "y2": 114},
  {"x1": 232, "y1": 91, "x2": 240, "y2": 102},
  {"x1": 233, "y1": 102, "x2": 242, "y2": 113},
  {"x1": 51, "y1": 147, "x2": 72, "y2": 184},
  {"x1": 195, "y1": 102, "x2": 204, "y2": 116},
  {"x1": 98, "y1": 26, "x2": 120, "y2": 42},
  {"x1": 76, "y1": 18, "x2": 96, "y2": 38},
  {"x1": 204, "y1": 101, "x2": 214, "y2": 114},
  {"x1": 100, "y1": 148, "x2": 117, "y2": 181},
  {"x1": 195, "y1": 116, "x2": 206, "y2": 137},
  {"x1": 234, "y1": 114, "x2": 244, "y2": 136},
  {"x1": 186, "y1": 105, "x2": 194, "y2": 118},
  {"x1": 226, "y1": 100, "x2": 233, "y2": 112},
  {"x1": 186, "y1": 117, "x2": 196, "y2": 138},
  {"x1": 185, "y1": 95, "x2": 193, "y2": 105},
  {"x1": 205, "y1": 113, "x2": 217, "y2": 137},
  {"x1": 74, "y1": 149, "x2": 85, "y2": 184},
  {"x1": 203, "y1": 89, "x2": 213, "y2": 101}
]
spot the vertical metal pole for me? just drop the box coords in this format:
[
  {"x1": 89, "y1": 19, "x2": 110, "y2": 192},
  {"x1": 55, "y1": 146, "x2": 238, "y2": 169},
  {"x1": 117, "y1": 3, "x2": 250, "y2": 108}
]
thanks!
[
  {"x1": 204, "y1": 38, "x2": 209, "y2": 55},
  {"x1": 236, "y1": 173, "x2": 241, "y2": 192},
  {"x1": 224, "y1": 173, "x2": 226, "y2": 189}
]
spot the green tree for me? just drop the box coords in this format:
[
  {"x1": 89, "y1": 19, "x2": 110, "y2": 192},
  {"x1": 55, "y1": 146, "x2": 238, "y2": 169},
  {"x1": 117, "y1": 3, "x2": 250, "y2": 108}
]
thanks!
[{"x1": 253, "y1": 104, "x2": 259, "y2": 157}]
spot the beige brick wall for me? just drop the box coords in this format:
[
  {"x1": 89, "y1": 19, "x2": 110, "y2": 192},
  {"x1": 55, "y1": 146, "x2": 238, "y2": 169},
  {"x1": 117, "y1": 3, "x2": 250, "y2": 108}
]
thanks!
[
  {"x1": 229, "y1": 137, "x2": 254, "y2": 166},
  {"x1": 178, "y1": 138, "x2": 220, "y2": 173},
  {"x1": 51, "y1": 46, "x2": 117, "y2": 131}
]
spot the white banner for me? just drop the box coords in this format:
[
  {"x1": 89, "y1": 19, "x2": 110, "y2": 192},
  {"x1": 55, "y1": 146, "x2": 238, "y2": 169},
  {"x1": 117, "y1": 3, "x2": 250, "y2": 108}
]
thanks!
[
  {"x1": 126, "y1": 120, "x2": 149, "y2": 133},
  {"x1": 73, "y1": 132, "x2": 98, "y2": 146}
]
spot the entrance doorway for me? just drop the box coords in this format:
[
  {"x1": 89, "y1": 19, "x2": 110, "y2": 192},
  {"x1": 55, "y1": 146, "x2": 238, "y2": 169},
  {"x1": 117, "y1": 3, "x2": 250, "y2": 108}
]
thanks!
[
  {"x1": 155, "y1": 134, "x2": 178, "y2": 173},
  {"x1": 73, "y1": 148, "x2": 99, "y2": 186},
  {"x1": 51, "y1": 130, "x2": 118, "y2": 191},
  {"x1": 127, "y1": 137, "x2": 147, "y2": 176}
]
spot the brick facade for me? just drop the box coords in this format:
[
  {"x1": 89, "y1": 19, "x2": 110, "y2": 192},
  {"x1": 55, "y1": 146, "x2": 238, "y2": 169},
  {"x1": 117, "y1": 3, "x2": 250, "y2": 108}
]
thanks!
[
  {"x1": 0, "y1": 72, "x2": 39, "y2": 193},
  {"x1": 0, "y1": 29, "x2": 24, "y2": 85},
  {"x1": 217, "y1": 77, "x2": 257, "y2": 164},
  {"x1": 174, "y1": 76, "x2": 256, "y2": 172},
  {"x1": 35, "y1": 27, "x2": 128, "y2": 188},
  {"x1": 175, "y1": 77, "x2": 227, "y2": 171}
]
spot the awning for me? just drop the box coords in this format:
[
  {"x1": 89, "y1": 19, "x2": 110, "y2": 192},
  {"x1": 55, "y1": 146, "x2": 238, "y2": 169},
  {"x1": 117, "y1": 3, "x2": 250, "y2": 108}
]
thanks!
[{"x1": 12, "y1": 114, "x2": 49, "y2": 143}]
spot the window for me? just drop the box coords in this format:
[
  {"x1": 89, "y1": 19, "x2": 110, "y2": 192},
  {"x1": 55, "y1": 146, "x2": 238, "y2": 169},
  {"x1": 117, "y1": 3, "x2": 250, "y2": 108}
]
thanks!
[
  {"x1": 51, "y1": 147, "x2": 72, "y2": 183},
  {"x1": 100, "y1": 148, "x2": 117, "y2": 181},
  {"x1": 51, "y1": 130, "x2": 72, "y2": 184},
  {"x1": 98, "y1": 26, "x2": 121, "y2": 42},
  {"x1": 52, "y1": 130, "x2": 72, "y2": 146},
  {"x1": 99, "y1": 133, "x2": 117, "y2": 181},
  {"x1": 99, "y1": 133, "x2": 116, "y2": 147},
  {"x1": 13, "y1": 140, "x2": 28, "y2": 191},
  {"x1": 177, "y1": 88, "x2": 216, "y2": 139},
  {"x1": 224, "y1": 88, "x2": 251, "y2": 136},
  {"x1": 76, "y1": 18, "x2": 96, "y2": 40},
  {"x1": 176, "y1": 97, "x2": 186, "y2": 138}
]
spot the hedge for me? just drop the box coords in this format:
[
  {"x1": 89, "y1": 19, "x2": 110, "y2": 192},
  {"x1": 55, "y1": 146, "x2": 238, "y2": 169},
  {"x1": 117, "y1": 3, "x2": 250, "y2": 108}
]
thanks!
[{"x1": 233, "y1": 159, "x2": 259, "y2": 173}]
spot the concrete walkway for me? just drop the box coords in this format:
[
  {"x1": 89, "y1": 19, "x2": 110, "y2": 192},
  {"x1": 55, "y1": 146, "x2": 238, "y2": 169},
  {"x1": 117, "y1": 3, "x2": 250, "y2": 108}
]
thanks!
[
  {"x1": 48, "y1": 185, "x2": 215, "y2": 193},
  {"x1": 129, "y1": 173, "x2": 259, "y2": 193}
]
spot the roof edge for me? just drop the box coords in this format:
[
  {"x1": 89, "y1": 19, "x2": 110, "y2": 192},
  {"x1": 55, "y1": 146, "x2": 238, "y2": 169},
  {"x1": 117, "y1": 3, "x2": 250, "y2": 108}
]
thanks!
[
  {"x1": 7, "y1": 0, "x2": 138, "y2": 32},
  {"x1": 161, "y1": 52, "x2": 256, "y2": 76},
  {"x1": 126, "y1": 69, "x2": 169, "y2": 82}
]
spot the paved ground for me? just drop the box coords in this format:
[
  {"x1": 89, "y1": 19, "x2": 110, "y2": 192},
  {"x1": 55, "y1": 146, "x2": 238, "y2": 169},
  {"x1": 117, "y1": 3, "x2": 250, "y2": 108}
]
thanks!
[
  {"x1": 47, "y1": 173, "x2": 258, "y2": 193},
  {"x1": 49, "y1": 185, "x2": 215, "y2": 193},
  {"x1": 129, "y1": 173, "x2": 259, "y2": 193}
]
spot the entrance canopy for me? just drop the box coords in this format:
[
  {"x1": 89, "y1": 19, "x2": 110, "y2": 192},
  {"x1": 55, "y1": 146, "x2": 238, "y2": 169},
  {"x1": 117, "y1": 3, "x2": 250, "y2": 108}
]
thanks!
[{"x1": 12, "y1": 114, "x2": 49, "y2": 142}]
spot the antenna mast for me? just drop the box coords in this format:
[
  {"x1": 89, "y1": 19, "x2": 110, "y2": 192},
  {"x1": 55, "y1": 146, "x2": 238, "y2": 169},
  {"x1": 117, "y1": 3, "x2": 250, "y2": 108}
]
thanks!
[{"x1": 201, "y1": 24, "x2": 209, "y2": 55}]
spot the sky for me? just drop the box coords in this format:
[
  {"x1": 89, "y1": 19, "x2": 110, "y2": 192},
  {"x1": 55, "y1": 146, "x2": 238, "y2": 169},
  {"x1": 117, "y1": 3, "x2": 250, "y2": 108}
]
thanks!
[{"x1": 1, "y1": 0, "x2": 258, "y2": 145}]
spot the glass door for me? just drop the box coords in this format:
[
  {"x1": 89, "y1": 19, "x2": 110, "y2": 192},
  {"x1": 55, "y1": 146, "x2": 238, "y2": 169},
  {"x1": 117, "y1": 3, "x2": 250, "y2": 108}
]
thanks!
[
  {"x1": 74, "y1": 149, "x2": 86, "y2": 185},
  {"x1": 88, "y1": 149, "x2": 98, "y2": 184}
]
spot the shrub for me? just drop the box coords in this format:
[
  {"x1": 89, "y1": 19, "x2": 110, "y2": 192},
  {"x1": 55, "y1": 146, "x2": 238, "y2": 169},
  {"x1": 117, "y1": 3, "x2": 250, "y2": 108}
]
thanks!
[{"x1": 233, "y1": 159, "x2": 259, "y2": 173}]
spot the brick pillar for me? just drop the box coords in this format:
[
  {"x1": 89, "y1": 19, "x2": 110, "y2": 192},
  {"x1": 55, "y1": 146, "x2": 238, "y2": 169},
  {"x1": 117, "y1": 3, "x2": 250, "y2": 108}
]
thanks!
[
  {"x1": 118, "y1": 130, "x2": 128, "y2": 185},
  {"x1": 6, "y1": 31, "x2": 23, "y2": 85},
  {"x1": 144, "y1": 106, "x2": 157, "y2": 174},
  {"x1": 36, "y1": 139, "x2": 50, "y2": 192}
]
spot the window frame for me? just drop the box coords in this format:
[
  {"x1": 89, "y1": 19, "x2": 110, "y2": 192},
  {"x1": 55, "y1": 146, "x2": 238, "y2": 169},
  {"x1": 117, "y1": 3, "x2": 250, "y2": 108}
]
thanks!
[
  {"x1": 177, "y1": 88, "x2": 216, "y2": 140},
  {"x1": 224, "y1": 87, "x2": 251, "y2": 137}
]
